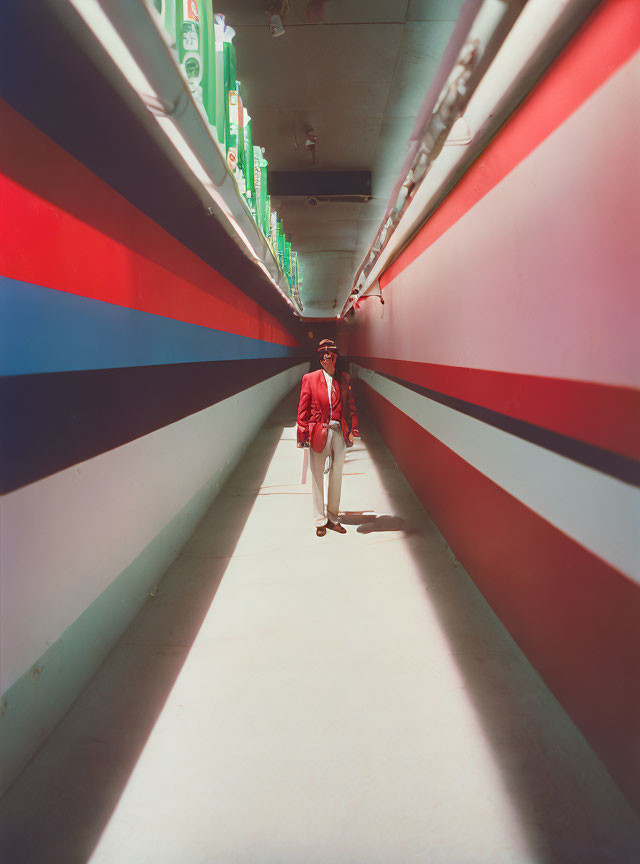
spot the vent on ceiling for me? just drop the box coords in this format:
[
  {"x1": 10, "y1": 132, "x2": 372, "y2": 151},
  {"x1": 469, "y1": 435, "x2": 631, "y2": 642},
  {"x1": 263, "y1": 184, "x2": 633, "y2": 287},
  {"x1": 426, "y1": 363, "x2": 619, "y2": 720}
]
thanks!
[{"x1": 268, "y1": 171, "x2": 372, "y2": 204}]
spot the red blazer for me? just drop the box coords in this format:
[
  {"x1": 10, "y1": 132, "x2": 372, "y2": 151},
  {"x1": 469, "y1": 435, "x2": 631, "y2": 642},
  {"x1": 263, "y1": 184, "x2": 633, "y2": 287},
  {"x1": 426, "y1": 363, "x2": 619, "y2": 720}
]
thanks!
[{"x1": 297, "y1": 369, "x2": 359, "y2": 452}]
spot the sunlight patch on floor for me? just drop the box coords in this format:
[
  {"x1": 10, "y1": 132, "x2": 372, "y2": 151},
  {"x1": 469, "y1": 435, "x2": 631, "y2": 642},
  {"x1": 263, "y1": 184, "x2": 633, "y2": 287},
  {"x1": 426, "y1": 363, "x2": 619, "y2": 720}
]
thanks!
[{"x1": 87, "y1": 419, "x2": 545, "y2": 863}]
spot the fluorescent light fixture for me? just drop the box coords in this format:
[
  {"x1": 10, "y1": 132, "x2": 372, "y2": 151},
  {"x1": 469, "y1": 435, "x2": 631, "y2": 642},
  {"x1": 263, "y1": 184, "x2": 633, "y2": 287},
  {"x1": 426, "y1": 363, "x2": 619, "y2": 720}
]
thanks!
[
  {"x1": 154, "y1": 115, "x2": 213, "y2": 188},
  {"x1": 152, "y1": 117, "x2": 284, "y2": 292},
  {"x1": 67, "y1": 0, "x2": 156, "y2": 99}
]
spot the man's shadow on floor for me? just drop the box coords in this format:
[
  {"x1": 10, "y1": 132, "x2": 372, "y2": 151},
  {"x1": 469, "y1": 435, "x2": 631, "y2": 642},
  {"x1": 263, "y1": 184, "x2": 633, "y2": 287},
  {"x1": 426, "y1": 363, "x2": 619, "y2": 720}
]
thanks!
[{"x1": 339, "y1": 510, "x2": 405, "y2": 533}]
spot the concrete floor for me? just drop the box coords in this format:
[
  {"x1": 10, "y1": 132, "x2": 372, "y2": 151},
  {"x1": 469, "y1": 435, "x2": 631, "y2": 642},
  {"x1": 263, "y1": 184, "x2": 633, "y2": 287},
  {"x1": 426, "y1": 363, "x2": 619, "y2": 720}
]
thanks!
[{"x1": 1, "y1": 388, "x2": 639, "y2": 863}]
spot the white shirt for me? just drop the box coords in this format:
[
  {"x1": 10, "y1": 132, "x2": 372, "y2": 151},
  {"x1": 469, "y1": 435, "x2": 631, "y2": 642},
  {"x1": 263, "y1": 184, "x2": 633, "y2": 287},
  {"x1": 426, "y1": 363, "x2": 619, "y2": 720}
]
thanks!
[{"x1": 322, "y1": 369, "x2": 337, "y2": 422}]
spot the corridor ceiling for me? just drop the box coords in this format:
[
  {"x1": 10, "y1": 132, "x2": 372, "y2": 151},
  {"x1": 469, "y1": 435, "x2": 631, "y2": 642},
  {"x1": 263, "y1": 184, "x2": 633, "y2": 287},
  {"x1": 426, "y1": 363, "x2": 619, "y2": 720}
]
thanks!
[
  {"x1": 216, "y1": 0, "x2": 467, "y2": 318},
  {"x1": 4, "y1": 1, "x2": 601, "y2": 331}
]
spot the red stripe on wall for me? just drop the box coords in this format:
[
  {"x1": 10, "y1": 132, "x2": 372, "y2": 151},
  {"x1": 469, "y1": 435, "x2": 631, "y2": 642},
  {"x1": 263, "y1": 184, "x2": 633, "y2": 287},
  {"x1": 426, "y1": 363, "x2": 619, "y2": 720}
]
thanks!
[
  {"x1": 0, "y1": 99, "x2": 298, "y2": 348},
  {"x1": 382, "y1": 0, "x2": 640, "y2": 288},
  {"x1": 358, "y1": 378, "x2": 640, "y2": 811},
  {"x1": 354, "y1": 357, "x2": 640, "y2": 463}
]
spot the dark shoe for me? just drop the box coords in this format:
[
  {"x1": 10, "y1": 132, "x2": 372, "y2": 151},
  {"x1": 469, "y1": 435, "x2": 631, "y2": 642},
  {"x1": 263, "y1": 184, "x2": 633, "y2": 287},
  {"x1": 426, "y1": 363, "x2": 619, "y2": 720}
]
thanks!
[
  {"x1": 316, "y1": 525, "x2": 327, "y2": 537},
  {"x1": 326, "y1": 520, "x2": 346, "y2": 534}
]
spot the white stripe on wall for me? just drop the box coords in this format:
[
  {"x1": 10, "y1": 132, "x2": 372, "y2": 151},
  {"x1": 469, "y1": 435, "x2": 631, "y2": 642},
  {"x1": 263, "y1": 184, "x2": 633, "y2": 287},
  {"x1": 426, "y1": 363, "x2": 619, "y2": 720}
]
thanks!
[
  {"x1": 0, "y1": 363, "x2": 307, "y2": 693},
  {"x1": 355, "y1": 366, "x2": 640, "y2": 583}
]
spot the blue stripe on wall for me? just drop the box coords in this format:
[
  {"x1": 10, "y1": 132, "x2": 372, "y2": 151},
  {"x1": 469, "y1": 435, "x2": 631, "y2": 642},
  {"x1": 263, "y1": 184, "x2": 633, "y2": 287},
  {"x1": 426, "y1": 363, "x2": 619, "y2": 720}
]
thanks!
[{"x1": 0, "y1": 277, "x2": 297, "y2": 376}]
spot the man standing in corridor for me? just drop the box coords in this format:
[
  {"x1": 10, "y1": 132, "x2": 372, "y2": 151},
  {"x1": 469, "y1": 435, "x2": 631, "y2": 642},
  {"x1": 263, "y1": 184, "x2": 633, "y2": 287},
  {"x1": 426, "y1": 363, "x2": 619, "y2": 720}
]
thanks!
[{"x1": 297, "y1": 339, "x2": 359, "y2": 536}]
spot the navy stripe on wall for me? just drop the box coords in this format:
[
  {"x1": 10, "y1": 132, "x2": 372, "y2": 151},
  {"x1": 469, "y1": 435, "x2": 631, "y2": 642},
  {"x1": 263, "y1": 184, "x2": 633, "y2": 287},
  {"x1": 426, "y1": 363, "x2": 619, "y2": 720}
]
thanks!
[
  {"x1": 1, "y1": 358, "x2": 302, "y2": 493},
  {"x1": 363, "y1": 368, "x2": 640, "y2": 488}
]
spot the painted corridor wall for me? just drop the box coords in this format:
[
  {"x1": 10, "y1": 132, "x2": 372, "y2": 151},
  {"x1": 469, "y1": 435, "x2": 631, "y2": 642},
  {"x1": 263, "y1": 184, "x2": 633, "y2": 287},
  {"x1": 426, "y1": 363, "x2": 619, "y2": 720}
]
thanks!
[
  {"x1": 0, "y1": 99, "x2": 305, "y2": 793},
  {"x1": 343, "y1": 0, "x2": 640, "y2": 809}
]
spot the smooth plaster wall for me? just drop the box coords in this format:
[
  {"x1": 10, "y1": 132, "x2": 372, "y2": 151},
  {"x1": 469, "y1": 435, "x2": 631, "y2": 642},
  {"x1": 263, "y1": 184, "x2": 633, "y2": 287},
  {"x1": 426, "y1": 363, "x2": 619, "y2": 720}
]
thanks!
[
  {"x1": 0, "y1": 100, "x2": 304, "y2": 793},
  {"x1": 343, "y1": 0, "x2": 640, "y2": 810}
]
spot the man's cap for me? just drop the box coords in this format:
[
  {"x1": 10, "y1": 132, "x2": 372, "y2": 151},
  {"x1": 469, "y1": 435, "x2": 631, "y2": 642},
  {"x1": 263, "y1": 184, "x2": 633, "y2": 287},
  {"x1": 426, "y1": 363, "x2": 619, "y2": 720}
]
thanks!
[{"x1": 317, "y1": 338, "x2": 339, "y2": 354}]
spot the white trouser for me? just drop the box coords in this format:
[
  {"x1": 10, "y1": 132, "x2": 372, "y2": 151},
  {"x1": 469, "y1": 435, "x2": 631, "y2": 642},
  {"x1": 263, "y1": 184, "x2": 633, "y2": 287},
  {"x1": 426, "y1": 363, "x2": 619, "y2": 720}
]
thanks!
[{"x1": 310, "y1": 423, "x2": 346, "y2": 527}]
